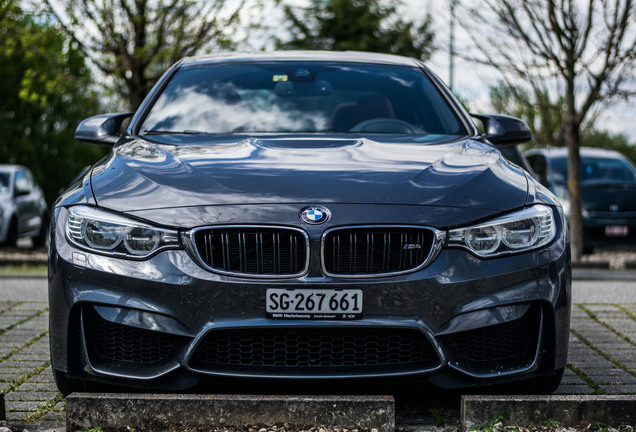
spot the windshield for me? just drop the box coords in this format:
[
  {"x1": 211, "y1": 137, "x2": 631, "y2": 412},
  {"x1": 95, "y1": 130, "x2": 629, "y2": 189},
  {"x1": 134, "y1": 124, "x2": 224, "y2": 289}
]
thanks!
[
  {"x1": 140, "y1": 62, "x2": 468, "y2": 136},
  {"x1": 552, "y1": 156, "x2": 636, "y2": 185}
]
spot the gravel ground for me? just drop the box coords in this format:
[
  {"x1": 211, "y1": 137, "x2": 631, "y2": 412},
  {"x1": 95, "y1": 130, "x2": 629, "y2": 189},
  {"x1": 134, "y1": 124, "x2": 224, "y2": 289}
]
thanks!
[
  {"x1": 465, "y1": 425, "x2": 636, "y2": 432},
  {"x1": 581, "y1": 248, "x2": 636, "y2": 269},
  {"x1": 465, "y1": 424, "x2": 636, "y2": 432},
  {"x1": 1, "y1": 424, "x2": 633, "y2": 432}
]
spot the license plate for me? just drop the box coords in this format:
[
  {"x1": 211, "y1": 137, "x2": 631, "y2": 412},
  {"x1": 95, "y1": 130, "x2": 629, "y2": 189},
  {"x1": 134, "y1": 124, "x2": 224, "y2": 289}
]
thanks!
[
  {"x1": 605, "y1": 225, "x2": 628, "y2": 237},
  {"x1": 266, "y1": 288, "x2": 363, "y2": 320}
]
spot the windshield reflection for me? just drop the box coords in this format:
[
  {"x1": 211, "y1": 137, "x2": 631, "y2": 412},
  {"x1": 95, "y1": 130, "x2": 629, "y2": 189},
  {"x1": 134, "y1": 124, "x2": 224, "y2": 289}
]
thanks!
[{"x1": 144, "y1": 86, "x2": 329, "y2": 133}]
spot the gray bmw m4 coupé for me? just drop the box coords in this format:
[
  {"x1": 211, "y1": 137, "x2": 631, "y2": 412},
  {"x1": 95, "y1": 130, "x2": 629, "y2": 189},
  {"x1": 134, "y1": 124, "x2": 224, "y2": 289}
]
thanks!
[{"x1": 48, "y1": 51, "x2": 571, "y2": 395}]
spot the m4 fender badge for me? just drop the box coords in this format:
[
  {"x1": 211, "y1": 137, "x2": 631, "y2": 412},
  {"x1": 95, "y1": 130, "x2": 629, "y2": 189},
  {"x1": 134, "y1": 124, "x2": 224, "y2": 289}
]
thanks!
[{"x1": 300, "y1": 206, "x2": 331, "y2": 224}]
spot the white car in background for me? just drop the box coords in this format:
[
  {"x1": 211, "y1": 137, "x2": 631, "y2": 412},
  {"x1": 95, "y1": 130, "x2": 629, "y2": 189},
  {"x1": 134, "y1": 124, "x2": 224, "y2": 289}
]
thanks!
[{"x1": 0, "y1": 165, "x2": 48, "y2": 247}]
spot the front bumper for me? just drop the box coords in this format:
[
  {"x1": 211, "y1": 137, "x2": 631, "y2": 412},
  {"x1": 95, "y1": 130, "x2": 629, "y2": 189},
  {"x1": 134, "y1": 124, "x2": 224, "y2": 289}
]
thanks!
[{"x1": 49, "y1": 207, "x2": 571, "y2": 390}]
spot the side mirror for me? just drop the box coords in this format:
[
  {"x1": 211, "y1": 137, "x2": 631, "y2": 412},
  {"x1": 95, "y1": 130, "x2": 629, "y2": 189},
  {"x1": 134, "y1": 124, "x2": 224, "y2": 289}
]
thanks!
[
  {"x1": 471, "y1": 114, "x2": 532, "y2": 146},
  {"x1": 75, "y1": 112, "x2": 134, "y2": 146},
  {"x1": 14, "y1": 185, "x2": 30, "y2": 197}
]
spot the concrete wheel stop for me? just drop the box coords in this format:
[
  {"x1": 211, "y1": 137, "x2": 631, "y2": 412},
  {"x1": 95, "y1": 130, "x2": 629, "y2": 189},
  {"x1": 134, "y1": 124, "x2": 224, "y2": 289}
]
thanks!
[
  {"x1": 65, "y1": 393, "x2": 395, "y2": 432},
  {"x1": 64, "y1": 393, "x2": 636, "y2": 432},
  {"x1": 462, "y1": 395, "x2": 636, "y2": 429}
]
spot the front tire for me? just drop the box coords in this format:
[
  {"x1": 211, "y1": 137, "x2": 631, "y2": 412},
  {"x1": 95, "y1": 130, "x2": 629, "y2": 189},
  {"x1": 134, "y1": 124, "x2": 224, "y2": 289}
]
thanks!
[
  {"x1": 52, "y1": 369, "x2": 96, "y2": 396},
  {"x1": 528, "y1": 368, "x2": 564, "y2": 394},
  {"x1": 5, "y1": 217, "x2": 18, "y2": 247},
  {"x1": 32, "y1": 213, "x2": 49, "y2": 248}
]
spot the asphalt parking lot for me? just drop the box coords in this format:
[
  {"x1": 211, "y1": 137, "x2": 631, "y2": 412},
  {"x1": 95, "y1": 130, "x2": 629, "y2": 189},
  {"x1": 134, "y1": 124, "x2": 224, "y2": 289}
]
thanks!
[{"x1": 0, "y1": 269, "x2": 635, "y2": 431}]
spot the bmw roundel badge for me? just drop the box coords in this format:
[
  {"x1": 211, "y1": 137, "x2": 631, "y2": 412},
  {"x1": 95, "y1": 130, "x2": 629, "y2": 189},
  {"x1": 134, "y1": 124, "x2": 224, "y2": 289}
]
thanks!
[{"x1": 300, "y1": 206, "x2": 331, "y2": 224}]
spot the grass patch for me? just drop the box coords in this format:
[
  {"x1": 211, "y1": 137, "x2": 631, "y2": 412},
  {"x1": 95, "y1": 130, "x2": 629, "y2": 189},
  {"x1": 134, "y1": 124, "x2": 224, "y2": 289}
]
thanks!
[
  {"x1": 1, "y1": 331, "x2": 50, "y2": 394},
  {"x1": 24, "y1": 391, "x2": 66, "y2": 423},
  {"x1": 544, "y1": 418, "x2": 562, "y2": 429},
  {"x1": 579, "y1": 305, "x2": 636, "y2": 348},
  {"x1": 0, "y1": 264, "x2": 47, "y2": 276},
  {"x1": 470, "y1": 415, "x2": 504, "y2": 432},
  {"x1": 617, "y1": 305, "x2": 636, "y2": 324},
  {"x1": 566, "y1": 362, "x2": 606, "y2": 395},
  {"x1": 0, "y1": 305, "x2": 46, "y2": 337}
]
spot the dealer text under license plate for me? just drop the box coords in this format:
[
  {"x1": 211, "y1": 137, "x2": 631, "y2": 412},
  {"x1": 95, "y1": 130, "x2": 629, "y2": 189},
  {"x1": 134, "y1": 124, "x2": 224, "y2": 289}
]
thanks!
[{"x1": 266, "y1": 288, "x2": 363, "y2": 320}]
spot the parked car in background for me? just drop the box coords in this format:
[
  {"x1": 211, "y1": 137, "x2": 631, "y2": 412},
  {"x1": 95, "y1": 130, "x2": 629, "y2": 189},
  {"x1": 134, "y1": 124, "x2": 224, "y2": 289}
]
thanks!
[
  {"x1": 0, "y1": 165, "x2": 48, "y2": 247},
  {"x1": 525, "y1": 147, "x2": 636, "y2": 252},
  {"x1": 49, "y1": 51, "x2": 571, "y2": 395},
  {"x1": 498, "y1": 145, "x2": 536, "y2": 175}
]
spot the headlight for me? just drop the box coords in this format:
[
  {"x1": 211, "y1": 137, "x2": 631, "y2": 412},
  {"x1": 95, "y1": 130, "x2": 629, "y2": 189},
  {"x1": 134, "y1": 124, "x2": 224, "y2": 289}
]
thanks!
[
  {"x1": 66, "y1": 206, "x2": 180, "y2": 258},
  {"x1": 447, "y1": 205, "x2": 556, "y2": 257}
]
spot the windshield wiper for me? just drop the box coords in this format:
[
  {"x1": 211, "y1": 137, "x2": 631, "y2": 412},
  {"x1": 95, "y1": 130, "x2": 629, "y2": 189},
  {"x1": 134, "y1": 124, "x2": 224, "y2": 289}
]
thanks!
[{"x1": 142, "y1": 130, "x2": 209, "y2": 135}]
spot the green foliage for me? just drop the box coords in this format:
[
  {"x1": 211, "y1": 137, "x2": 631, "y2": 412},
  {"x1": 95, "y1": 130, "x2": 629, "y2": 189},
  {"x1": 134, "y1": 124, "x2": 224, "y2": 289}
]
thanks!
[
  {"x1": 544, "y1": 418, "x2": 562, "y2": 429},
  {"x1": 276, "y1": 0, "x2": 435, "y2": 61},
  {"x1": 470, "y1": 415, "x2": 505, "y2": 432},
  {"x1": 582, "y1": 130, "x2": 636, "y2": 165},
  {"x1": 0, "y1": 0, "x2": 106, "y2": 205},
  {"x1": 590, "y1": 422, "x2": 611, "y2": 432}
]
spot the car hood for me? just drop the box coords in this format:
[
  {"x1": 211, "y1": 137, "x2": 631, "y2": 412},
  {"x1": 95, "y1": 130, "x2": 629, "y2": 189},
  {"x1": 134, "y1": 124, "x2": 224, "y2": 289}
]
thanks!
[{"x1": 89, "y1": 136, "x2": 529, "y2": 212}]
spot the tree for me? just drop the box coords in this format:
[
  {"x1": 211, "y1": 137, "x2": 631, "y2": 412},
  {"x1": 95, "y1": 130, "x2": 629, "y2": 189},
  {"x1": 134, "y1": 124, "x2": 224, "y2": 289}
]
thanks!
[
  {"x1": 461, "y1": 0, "x2": 636, "y2": 261},
  {"x1": 0, "y1": 0, "x2": 105, "y2": 205},
  {"x1": 276, "y1": 0, "x2": 435, "y2": 61},
  {"x1": 43, "y1": 0, "x2": 244, "y2": 110},
  {"x1": 582, "y1": 130, "x2": 636, "y2": 164}
]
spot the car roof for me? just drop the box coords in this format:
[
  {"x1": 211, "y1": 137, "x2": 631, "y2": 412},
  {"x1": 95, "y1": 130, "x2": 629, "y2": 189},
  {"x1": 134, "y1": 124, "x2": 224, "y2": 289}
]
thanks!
[
  {"x1": 525, "y1": 147, "x2": 627, "y2": 160},
  {"x1": 178, "y1": 50, "x2": 423, "y2": 68},
  {"x1": 0, "y1": 164, "x2": 26, "y2": 173}
]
